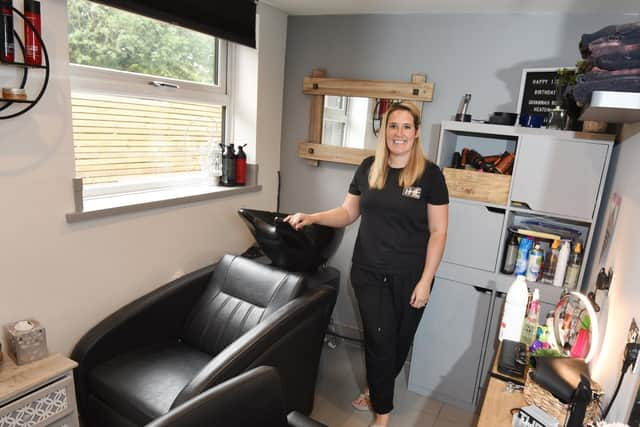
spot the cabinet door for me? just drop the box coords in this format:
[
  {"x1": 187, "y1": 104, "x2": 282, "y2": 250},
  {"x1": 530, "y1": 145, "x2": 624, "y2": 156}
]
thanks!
[
  {"x1": 408, "y1": 277, "x2": 492, "y2": 410},
  {"x1": 477, "y1": 292, "x2": 504, "y2": 402},
  {"x1": 443, "y1": 201, "x2": 505, "y2": 272},
  {"x1": 510, "y1": 136, "x2": 608, "y2": 220}
]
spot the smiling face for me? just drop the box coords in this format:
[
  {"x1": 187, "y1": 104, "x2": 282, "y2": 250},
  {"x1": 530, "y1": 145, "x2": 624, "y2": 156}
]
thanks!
[{"x1": 385, "y1": 109, "x2": 417, "y2": 161}]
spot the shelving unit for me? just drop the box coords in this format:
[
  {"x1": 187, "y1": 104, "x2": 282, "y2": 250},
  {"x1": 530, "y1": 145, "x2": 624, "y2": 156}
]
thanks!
[
  {"x1": 580, "y1": 90, "x2": 640, "y2": 123},
  {"x1": 0, "y1": 6, "x2": 50, "y2": 119},
  {"x1": 408, "y1": 120, "x2": 614, "y2": 411}
]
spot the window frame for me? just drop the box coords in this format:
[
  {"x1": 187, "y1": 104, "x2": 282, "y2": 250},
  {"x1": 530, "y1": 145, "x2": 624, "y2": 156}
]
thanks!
[
  {"x1": 69, "y1": 38, "x2": 229, "y2": 107},
  {"x1": 68, "y1": 30, "x2": 233, "y2": 200}
]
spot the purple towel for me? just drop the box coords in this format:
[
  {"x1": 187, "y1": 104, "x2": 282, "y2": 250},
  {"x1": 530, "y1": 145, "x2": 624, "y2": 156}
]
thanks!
[
  {"x1": 570, "y1": 75, "x2": 640, "y2": 104},
  {"x1": 590, "y1": 52, "x2": 640, "y2": 70},
  {"x1": 580, "y1": 22, "x2": 640, "y2": 58}
]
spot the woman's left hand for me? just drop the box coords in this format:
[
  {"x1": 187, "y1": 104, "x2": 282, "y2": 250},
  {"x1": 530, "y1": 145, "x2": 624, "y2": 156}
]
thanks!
[{"x1": 410, "y1": 280, "x2": 431, "y2": 309}]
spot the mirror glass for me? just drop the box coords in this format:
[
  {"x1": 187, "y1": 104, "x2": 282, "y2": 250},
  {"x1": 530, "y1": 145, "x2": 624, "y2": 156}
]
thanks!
[
  {"x1": 322, "y1": 95, "x2": 385, "y2": 150},
  {"x1": 552, "y1": 291, "x2": 599, "y2": 362}
]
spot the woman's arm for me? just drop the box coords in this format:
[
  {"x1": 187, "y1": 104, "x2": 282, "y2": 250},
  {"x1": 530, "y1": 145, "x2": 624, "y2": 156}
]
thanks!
[
  {"x1": 284, "y1": 193, "x2": 360, "y2": 230},
  {"x1": 410, "y1": 203, "x2": 449, "y2": 308}
]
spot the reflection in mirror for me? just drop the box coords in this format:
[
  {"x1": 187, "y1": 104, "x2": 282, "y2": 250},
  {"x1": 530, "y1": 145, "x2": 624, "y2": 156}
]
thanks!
[
  {"x1": 322, "y1": 95, "x2": 386, "y2": 150},
  {"x1": 553, "y1": 291, "x2": 599, "y2": 363}
]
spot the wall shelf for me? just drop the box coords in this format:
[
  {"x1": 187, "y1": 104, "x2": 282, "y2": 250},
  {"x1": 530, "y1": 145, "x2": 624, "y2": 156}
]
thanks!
[
  {"x1": 0, "y1": 7, "x2": 50, "y2": 119},
  {"x1": 579, "y1": 91, "x2": 640, "y2": 123}
]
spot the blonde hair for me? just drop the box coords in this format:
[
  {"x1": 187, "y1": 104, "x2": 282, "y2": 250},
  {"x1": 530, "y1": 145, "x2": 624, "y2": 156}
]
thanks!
[{"x1": 368, "y1": 102, "x2": 427, "y2": 190}]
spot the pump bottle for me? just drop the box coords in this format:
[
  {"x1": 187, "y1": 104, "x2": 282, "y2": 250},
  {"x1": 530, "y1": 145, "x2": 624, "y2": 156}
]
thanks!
[{"x1": 235, "y1": 144, "x2": 247, "y2": 186}]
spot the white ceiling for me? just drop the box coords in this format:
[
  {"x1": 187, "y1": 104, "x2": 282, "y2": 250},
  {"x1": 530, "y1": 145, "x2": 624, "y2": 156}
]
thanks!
[{"x1": 261, "y1": 0, "x2": 640, "y2": 15}]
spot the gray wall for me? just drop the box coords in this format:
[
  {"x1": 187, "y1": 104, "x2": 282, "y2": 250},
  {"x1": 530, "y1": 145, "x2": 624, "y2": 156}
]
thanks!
[{"x1": 279, "y1": 12, "x2": 631, "y2": 336}]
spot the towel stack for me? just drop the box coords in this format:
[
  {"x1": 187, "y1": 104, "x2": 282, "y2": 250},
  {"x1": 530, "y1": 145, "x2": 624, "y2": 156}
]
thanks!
[{"x1": 571, "y1": 22, "x2": 640, "y2": 105}]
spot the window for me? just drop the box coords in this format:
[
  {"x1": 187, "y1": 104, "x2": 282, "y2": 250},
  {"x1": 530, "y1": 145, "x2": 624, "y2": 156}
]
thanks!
[{"x1": 67, "y1": 0, "x2": 229, "y2": 200}]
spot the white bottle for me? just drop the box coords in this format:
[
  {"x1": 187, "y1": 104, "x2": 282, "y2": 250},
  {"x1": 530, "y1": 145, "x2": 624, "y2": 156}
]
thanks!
[
  {"x1": 552, "y1": 240, "x2": 571, "y2": 288},
  {"x1": 499, "y1": 275, "x2": 529, "y2": 342}
]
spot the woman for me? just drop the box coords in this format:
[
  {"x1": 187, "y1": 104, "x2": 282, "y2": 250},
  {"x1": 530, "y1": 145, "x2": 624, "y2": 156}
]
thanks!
[{"x1": 285, "y1": 102, "x2": 448, "y2": 427}]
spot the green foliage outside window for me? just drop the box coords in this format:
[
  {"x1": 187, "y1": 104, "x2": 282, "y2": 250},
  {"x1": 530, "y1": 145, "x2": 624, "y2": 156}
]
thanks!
[{"x1": 67, "y1": 0, "x2": 217, "y2": 85}]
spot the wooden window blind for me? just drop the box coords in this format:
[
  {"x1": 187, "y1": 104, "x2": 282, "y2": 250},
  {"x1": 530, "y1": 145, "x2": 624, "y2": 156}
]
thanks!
[{"x1": 72, "y1": 93, "x2": 223, "y2": 185}]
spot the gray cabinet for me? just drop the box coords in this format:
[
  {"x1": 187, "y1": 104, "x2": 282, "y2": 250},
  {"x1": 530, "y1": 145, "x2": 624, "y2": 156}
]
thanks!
[
  {"x1": 511, "y1": 135, "x2": 609, "y2": 220},
  {"x1": 444, "y1": 201, "x2": 505, "y2": 272},
  {"x1": 408, "y1": 277, "x2": 492, "y2": 410},
  {"x1": 408, "y1": 121, "x2": 613, "y2": 410}
]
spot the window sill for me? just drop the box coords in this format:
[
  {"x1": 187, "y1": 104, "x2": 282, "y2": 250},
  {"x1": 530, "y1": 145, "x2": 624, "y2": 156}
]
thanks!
[{"x1": 66, "y1": 183, "x2": 262, "y2": 223}]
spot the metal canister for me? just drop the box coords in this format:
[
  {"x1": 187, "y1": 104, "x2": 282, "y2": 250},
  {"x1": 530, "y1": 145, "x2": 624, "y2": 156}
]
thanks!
[{"x1": 526, "y1": 244, "x2": 544, "y2": 282}]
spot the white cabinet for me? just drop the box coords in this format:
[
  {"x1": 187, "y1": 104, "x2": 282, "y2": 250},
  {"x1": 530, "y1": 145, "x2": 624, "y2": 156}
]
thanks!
[{"x1": 511, "y1": 135, "x2": 609, "y2": 220}]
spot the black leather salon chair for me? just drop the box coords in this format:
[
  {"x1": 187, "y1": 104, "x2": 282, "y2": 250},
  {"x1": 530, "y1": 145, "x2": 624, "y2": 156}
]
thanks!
[
  {"x1": 71, "y1": 254, "x2": 337, "y2": 427},
  {"x1": 145, "y1": 366, "x2": 327, "y2": 427}
]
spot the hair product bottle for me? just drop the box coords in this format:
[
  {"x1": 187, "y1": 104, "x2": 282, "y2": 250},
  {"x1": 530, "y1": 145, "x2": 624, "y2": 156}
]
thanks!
[
  {"x1": 501, "y1": 233, "x2": 519, "y2": 274},
  {"x1": 552, "y1": 240, "x2": 571, "y2": 288},
  {"x1": 520, "y1": 288, "x2": 540, "y2": 347},
  {"x1": 221, "y1": 144, "x2": 236, "y2": 186},
  {"x1": 499, "y1": 274, "x2": 528, "y2": 342},
  {"x1": 235, "y1": 144, "x2": 247, "y2": 186},
  {"x1": 23, "y1": 0, "x2": 41, "y2": 65},
  {"x1": 514, "y1": 236, "x2": 534, "y2": 276},
  {"x1": 542, "y1": 239, "x2": 561, "y2": 283},
  {"x1": 563, "y1": 242, "x2": 583, "y2": 290},
  {"x1": 0, "y1": 0, "x2": 14, "y2": 62},
  {"x1": 525, "y1": 243, "x2": 544, "y2": 282}
]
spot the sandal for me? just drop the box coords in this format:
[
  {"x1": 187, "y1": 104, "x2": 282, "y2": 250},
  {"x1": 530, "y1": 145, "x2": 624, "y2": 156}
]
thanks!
[{"x1": 351, "y1": 391, "x2": 371, "y2": 411}]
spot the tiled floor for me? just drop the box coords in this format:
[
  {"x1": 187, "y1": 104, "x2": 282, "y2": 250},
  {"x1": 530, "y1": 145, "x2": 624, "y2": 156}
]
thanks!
[{"x1": 311, "y1": 340, "x2": 477, "y2": 427}]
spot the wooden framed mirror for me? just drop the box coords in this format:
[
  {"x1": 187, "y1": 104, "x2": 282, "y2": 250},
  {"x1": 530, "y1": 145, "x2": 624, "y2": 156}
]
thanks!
[{"x1": 298, "y1": 69, "x2": 434, "y2": 166}]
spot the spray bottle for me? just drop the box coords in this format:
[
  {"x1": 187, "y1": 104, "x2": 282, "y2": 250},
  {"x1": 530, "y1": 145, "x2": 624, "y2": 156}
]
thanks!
[{"x1": 520, "y1": 288, "x2": 540, "y2": 347}]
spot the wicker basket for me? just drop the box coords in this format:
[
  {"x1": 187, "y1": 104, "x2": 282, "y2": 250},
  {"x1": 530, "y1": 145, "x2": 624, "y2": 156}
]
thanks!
[{"x1": 523, "y1": 373, "x2": 602, "y2": 426}]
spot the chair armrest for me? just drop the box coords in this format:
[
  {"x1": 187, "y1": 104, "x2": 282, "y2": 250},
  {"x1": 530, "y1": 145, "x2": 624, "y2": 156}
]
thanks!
[
  {"x1": 71, "y1": 263, "x2": 215, "y2": 422},
  {"x1": 287, "y1": 412, "x2": 328, "y2": 427},
  {"x1": 173, "y1": 285, "x2": 337, "y2": 409}
]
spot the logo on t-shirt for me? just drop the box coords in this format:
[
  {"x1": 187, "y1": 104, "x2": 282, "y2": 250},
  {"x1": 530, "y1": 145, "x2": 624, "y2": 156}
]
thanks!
[{"x1": 402, "y1": 186, "x2": 422, "y2": 199}]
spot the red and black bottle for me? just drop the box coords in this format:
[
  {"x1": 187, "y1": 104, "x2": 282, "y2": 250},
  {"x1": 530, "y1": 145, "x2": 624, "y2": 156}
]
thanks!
[
  {"x1": 23, "y1": 0, "x2": 41, "y2": 66},
  {"x1": 235, "y1": 144, "x2": 247, "y2": 186},
  {"x1": 0, "y1": 0, "x2": 14, "y2": 63}
]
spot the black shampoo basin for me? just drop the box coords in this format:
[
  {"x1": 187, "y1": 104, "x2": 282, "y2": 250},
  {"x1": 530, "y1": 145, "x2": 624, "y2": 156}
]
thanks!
[{"x1": 238, "y1": 208, "x2": 344, "y2": 272}]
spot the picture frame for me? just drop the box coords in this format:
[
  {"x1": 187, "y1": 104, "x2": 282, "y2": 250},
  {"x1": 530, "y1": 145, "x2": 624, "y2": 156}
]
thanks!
[{"x1": 516, "y1": 67, "x2": 573, "y2": 125}]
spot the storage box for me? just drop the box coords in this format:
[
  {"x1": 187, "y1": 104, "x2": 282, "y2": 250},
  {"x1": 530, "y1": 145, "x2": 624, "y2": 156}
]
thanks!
[
  {"x1": 523, "y1": 373, "x2": 602, "y2": 426},
  {"x1": 442, "y1": 167, "x2": 511, "y2": 205},
  {"x1": 5, "y1": 319, "x2": 48, "y2": 365}
]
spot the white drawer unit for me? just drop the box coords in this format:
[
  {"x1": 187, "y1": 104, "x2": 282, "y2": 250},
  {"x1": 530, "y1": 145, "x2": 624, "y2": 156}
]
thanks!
[{"x1": 0, "y1": 355, "x2": 79, "y2": 427}]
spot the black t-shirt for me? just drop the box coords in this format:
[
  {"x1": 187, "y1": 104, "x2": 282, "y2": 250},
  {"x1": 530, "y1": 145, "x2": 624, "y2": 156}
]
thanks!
[{"x1": 348, "y1": 156, "x2": 449, "y2": 273}]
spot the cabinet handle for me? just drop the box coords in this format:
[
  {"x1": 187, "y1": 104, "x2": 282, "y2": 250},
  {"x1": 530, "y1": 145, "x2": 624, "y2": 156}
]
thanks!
[
  {"x1": 473, "y1": 285, "x2": 491, "y2": 294},
  {"x1": 485, "y1": 207, "x2": 506, "y2": 214},
  {"x1": 149, "y1": 80, "x2": 180, "y2": 89},
  {"x1": 511, "y1": 200, "x2": 531, "y2": 210},
  {"x1": 495, "y1": 291, "x2": 506, "y2": 298}
]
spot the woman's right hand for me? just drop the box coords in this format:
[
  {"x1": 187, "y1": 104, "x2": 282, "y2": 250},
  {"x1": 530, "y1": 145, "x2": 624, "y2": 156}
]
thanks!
[{"x1": 283, "y1": 212, "x2": 313, "y2": 230}]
